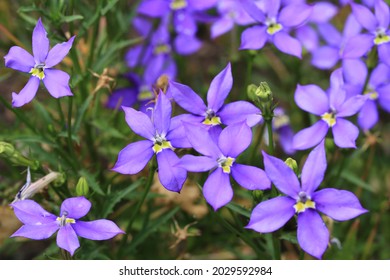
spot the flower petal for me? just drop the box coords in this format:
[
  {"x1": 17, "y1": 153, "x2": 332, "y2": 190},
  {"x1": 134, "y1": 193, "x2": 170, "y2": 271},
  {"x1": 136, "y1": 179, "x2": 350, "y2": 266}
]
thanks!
[
  {"x1": 296, "y1": 25, "x2": 319, "y2": 53},
  {"x1": 317, "y1": 23, "x2": 342, "y2": 47},
  {"x1": 112, "y1": 140, "x2": 154, "y2": 174},
  {"x1": 378, "y1": 43, "x2": 390, "y2": 66},
  {"x1": 57, "y1": 225, "x2": 80, "y2": 256},
  {"x1": 43, "y1": 69, "x2": 73, "y2": 98},
  {"x1": 332, "y1": 118, "x2": 359, "y2": 148},
  {"x1": 4, "y1": 46, "x2": 35, "y2": 72},
  {"x1": 188, "y1": 0, "x2": 218, "y2": 10},
  {"x1": 174, "y1": 34, "x2": 202, "y2": 55},
  {"x1": 313, "y1": 188, "x2": 368, "y2": 221},
  {"x1": 45, "y1": 36, "x2": 75, "y2": 68},
  {"x1": 73, "y1": 220, "x2": 124, "y2": 240},
  {"x1": 106, "y1": 87, "x2": 138, "y2": 109},
  {"x1": 246, "y1": 196, "x2": 296, "y2": 233},
  {"x1": 351, "y1": 3, "x2": 378, "y2": 31},
  {"x1": 292, "y1": 121, "x2": 329, "y2": 150},
  {"x1": 207, "y1": 63, "x2": 232, "y2": 112},
  {"x1": 375, "y1": 0, "x2": 389, "y2": 28},
  {"x1": 297, "y1": 209, "x2": 329, "y2": 259},
  {"x1": 240, "y1": 0, "x2": 266, "y2": 23},
  {"x1": 218, "y1": 122, "x2": 252, "y2": 158},
  {"x1": 264, "y1": 0, "x2": 281, "y2": 18},
  {"x1": 378, "y1": 84, "x2": 390, "y2": 112},
  {"x1": 176, "y1": 155, "x2": 216, "y2": 172},
  {"x1": 301, "y1": 140, "x2": 327, "y2": 195},
  {"x1": 342, "y1": 34, "x2": 374, "y2": 59},
  {"x1": 32, "y1": 18, "x2": 49, "y2": 63},
  {"x1": 153, "y1": 92, "x2": 171, "y2": 136},
  {"x1": 337, "y1": 94, "x2": 367, "y2": 117},
  {"x1": 358, "y1": 100, "x2": 378, "y2": 130},
  {"x1": 60, "y1": 197, "x2": 91, "y2": 219},
  {"x1": 167, "y1": 114, "x2": 201, "y2": 148},
  {"x1": 273, "y1": 32, "x2": 302, "y2": 58},
  {"x1": 278, "y1": 4, "x2": 312, "y2": 27},
  {"x1": 311, "y1": 46, "x2": 340, "y2": 69},
  {"x1": 137, "y1": 0, "x2": 169, "y2": 17},
  {"x1": 169, "y1": 81, "x2": 207, "y2": 116},
  {"x1": 310, "y1": 2, "x2": 338, "y2": 23},
  {"x1": 11, "y1": 223, "x2": 59, "y2": 240},
  {"x1": 239, "y1": 26, "x2": 268, "y2": 50},
  {"x1": 231, "y1": 163, "x2": 271, "y2": 191},
  {"x1": 218, "y1": 101, "x2": 262, "y2": 127},
  {"x1": 12, "y1": 76, "x2": 40, "y2": 107},
  {"x1": 342, "y1": 58, "x2": 367, "y2": 86},
  {"x1": 182, "y1": 122, "x2": 222, "y2": 158},
  {"x1": 122, "y1": 106, "x2": 154, "y2": 139},
  {"x1": 11, "y1": 199, "x2": 56, "y2": 225},
  {"x1": 262, "y1": 151, "x2": 300, "y2": 199},
  {"x1": 211, "y1": 18, "x2": 234, "y2": 39},
  {"x1": 294, "y1": 84, "x2": 329, "y2": 115},
  {"x1": 156, "y1": 149, "x2": 187, "y2": 192},
  {"x1": 203, "y1": 168, "x2": 233, "y2": 211}
]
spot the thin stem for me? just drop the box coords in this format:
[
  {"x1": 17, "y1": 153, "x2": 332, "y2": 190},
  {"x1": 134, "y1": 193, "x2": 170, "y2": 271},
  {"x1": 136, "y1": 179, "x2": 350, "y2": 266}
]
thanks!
[{"x1": 266, "y1": 119, "x2": 274, "y2": 155}]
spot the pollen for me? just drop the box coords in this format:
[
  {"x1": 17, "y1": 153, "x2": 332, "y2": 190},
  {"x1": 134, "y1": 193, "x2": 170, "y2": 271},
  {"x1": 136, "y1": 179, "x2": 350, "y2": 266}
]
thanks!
[
  {"x1": 170, "y1": 0, "x2": 187, "y2": 10},
  {"x1": 30, "y1": 67, "x2": 45, "y2": 80},
  {"x1": 321, "y1": 112, "x2": 336, "y2": 127},
  {"x1": 203, "y1": 116, "x2": 221, "y2": 126},
  {"x1": 294, "y1": 199, "x2": 316, "y2": 214},
  {"x1": 56, "y1": 216, "x2": 76, "y2": 226},
  {"x1": 153, "y1": 140, "x2": 173, "y2": 154},
  {"x1": 266, "y1": 23, "x2": 283, "y2": 35},
  {"x1": 374, "y1": 33, "x2": 390, "y2": 45},
  {"x1": 218, "y1": 156, "x2": 235, "y2": 174}
]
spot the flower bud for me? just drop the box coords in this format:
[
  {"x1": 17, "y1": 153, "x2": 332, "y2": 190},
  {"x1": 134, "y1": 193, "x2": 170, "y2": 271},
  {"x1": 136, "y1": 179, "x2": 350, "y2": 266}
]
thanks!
[
  {"x1": 0, "y1": 141, "x2": 39, "y2": 170},
  {"x1": 75, "y1": 177, "x2": 89, "y2": 196},
  {"x1": 247, "y1": 84, "x2": 258, "y2": 102},
  {"x1": 285, "y1": 158, "x2": 298, "y2": 174},
  {"x1": 255, "y1": 82, "x2": 273, "y2": 103}
]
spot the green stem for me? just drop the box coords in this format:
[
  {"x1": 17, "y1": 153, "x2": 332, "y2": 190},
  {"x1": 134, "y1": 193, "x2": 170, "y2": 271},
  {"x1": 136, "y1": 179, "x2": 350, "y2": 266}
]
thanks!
[
  {"x1": 266, "y1": 119, "x2": 274, "y2": 155},
  {"x1": 56, "y1": 99, "x2": 66, "y2": 126},
  {"x1": 249, "y1": 124, "x2": 266, "y2": 163},
  {"x1": 60, "y1": 249, "x2": 72, "y2": 260}
]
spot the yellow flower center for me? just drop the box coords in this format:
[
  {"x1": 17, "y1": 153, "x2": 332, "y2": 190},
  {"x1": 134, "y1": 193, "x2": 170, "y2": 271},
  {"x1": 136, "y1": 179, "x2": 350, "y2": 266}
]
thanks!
[
  {"x1": 364, "y1": 88, "x2": 379, "y2": 100},
  {"x1": 170, "y1": 0, "x2": 187, "y2": 10},
  {"x1": 138, "y1": 89, "x2": 154, "y2": 101},
  {"x1": 218, "y1": 156, "x2": 235, "y2": 174},
  {"x1": 154, "y1": 44, "x2": 171, "y2": 55},
  {"x1": 321, "y1": 112, "x2": 336, "y2": 127},
  {"x1": 30, "y1": 67, "x2": 45, "y2": 80},
  {"x1": 57, "y1": 213, "x2": 76, "y2": 227},
  {"x1": 203, "y1": 116, "x2": 221, "y2": 126},
  {"x1": 266, "y1": 18, "x2": 283, "y2": 35},
  {"x1": 294, "y1": 192, "x2": 316, "y2": 213},
  {"x1": 374, "y1": 31, "x2": 390, "y2": 45},
  {"x1": 153, "y1": 139, "x2": 173, "y2": 154}
]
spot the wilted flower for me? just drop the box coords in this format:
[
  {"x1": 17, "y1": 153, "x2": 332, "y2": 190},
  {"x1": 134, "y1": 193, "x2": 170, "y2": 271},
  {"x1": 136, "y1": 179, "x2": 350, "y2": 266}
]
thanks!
[
  {"x1": 246, "y1": 141, "x2": 367, "y2": 259},
  {"x1": 11, "y1": 197, "x2": 124, "y2": 256},
  {"x1": 4, "y1": 18, "x2": 75, "y2": 107},
  {"x1": 293, "y1": 69, "x2": 367, "y2": 150},
  {"x1": 176, "y1": 121, "x2": 271, "y2": 210}
]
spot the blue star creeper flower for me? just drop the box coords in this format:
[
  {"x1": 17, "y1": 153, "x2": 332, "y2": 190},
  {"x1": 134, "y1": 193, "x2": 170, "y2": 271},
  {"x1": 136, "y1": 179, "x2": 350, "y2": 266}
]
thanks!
[
  {"x1": 112, "y1": 92, "x2": 189, "y2": 192},
  {"x1": 169, "y1": 63, "x2": 262, "y2": 128},
  {"x1": 176, "y1": 121, "x2": 271, "y2": 210},
  {"x1": 239, "y1": 0, "x2": 313, "y2": 58},
  {"x1": 293, "y1": 69, "x2": 367, "y2": 150},
  {"x1": 246, "y1": 141, "x2": 367, "y2": 259},
  {"x1": 11, "y1": 197, "x2": 124, "y2": 256},
  {"x1": 351, "y1": 0, "x2": 390, "y2": 66},
  {"x1": 4, "y1": 18, "x2": 75, "y2": 107}
]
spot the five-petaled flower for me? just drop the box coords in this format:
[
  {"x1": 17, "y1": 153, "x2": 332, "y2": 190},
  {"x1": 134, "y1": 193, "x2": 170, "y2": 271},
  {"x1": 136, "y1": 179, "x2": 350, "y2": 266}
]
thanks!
[
  {"x1": 293, "y1": 69, "x2": 367, "y2": 150},
  {"x1": 11, "y1": 197, "x2": 124, "y2": 256},
  {"x1": 4, "y1": 18, "x2": 75, "y2": 107},
  {"x1": 246, "y1": 141, "x2": 367, "y2": 259},
  {"x1": 112, "y1": 91, "x2": 189, "y2": 192},
  {"x1": 176, "y1": 121, "x2": 271, "y2": 210}
]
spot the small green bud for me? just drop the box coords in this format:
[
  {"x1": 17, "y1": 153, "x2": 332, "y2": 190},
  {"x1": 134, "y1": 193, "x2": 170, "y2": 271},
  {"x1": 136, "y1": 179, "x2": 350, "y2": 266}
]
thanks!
[
  {"x1": 0, "y1": 141, "x2": 39, "y2": 170},
  {"x1": 75, "y1": 177, "x2": 89, "y2": 196},
  {"x1": 53, "y1": 172, "x2": 66, "y2": 187},
  {"x1": 247, "y1": 84, "x2": 258, "y2": 102},
  {"x1": 252, "y1": 190, "x2": 264, "y2": 204},
  {"x1": 0, "y1": 141, "x2": 15, "y2": 156},
  {"x1": 255, "y1": 82, "x2": 273, "y2": 103},
  {"x1": 285, "y1": 158, "x2": 298, "y2": 174}
]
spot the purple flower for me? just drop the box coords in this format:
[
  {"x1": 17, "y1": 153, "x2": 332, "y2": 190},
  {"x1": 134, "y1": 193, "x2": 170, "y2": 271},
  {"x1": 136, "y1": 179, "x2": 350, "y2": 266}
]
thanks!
[
  {"x1": 170, "y1": 63, "x2": 262, "y2": 128},
  {"x1": 246, "y1": 142, "x2": 367, "y2": 259},
  {"x1": 239, "y1": 0, "x2": 313, "y2": 58},
  {"x1": 351, "y1": 0, "x2": 390, "y2": 66},
  {"x1": 112, "y1": 92, "x2": 189, "y2": 192},
  {"x1": 273, "y1": 107, "x2": 296, "y2": 155},
  {"x1": 11, "y1": 197, "x2": 124, "y2": 256},
  {"x1": 293, "y1": 69, "x2": 367, "y2": 150},
  {"x1": 176, "y1": 121, "x2": 271, "y2": 210},
  {"x1": 4, "y1": 18, "x2": 75, "y2": 107},
  {"x1": 211, "y1": 0, "x2": 257, "y2": 39}
]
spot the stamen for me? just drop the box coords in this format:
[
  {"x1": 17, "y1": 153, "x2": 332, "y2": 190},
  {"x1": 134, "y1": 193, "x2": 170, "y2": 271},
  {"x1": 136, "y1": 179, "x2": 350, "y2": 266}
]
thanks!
[
  {"x1": 56, "y1": 211, "x2": 76, "y2": 227},
  {"x1": 374, "y1": 29, "x2": 390, "y2": 45},
  {"x1": 153, "y1": 134, "x2": 173, "y2": 154},
  {"x1": 321, "y1": 112, "x2": 336, "y2": 127},
  {"x1": 217, "y1": 156, "x2": 235, "y2": 174},
  {"x1": 203, "y1": 109, "x2": 221, "y2": 126},
  {"x1": 266, "y1": 18, "x2": 283, "y2": 35},
  {"x1": 294, "y1": 192, "x2": 316, "y2": 213}
]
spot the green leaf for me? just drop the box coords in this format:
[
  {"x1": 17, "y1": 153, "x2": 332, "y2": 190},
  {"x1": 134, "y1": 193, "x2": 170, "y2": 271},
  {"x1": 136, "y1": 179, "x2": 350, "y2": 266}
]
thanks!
[
  {"x1": 226, "y1": 202, "x2": 251, "y2": 218},
  {"x1": 340, "y1": 171, "x2": 373, "y2": 192},
  {"x1": 101, "y1": 179, "x2": 144, "y2": 218},
  {"x1": 61, "y1": 15, "x2": 84, "y2": 23}
]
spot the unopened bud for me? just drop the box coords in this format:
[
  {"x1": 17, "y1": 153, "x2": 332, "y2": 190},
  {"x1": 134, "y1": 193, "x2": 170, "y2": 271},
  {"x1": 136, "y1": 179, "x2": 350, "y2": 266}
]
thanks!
[
  {"x1": 75, "y1": 177, "x2": 89, "y2": 196},
  {"x1": 285, "y1": 158, "x2": 298, "y2": 174},
  {"x1": 247, "y1": 84, "x2": 258, "y2": 102},
  {"x1": 0, "y1": 141, "x2": 39, "y2": 170},
  {"x1": 255, "y1": 82, "x2": 273, "y2": 103}
]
